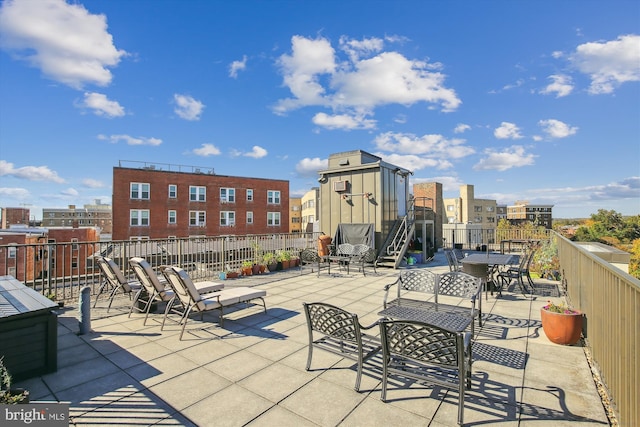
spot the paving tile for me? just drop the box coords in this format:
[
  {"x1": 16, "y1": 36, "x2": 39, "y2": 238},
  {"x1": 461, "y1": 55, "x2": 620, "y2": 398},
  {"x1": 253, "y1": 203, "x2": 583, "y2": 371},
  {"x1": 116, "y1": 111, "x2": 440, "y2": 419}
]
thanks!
[
  {"x1": 244, "y1": 405, "x2": 318, "y2": 427},
  {"x1": 279, "y1": 377, "x2": 367, "y2": 426},
  {"x1": 180, "y1": 384, "x2": 273, "y2": 426}
]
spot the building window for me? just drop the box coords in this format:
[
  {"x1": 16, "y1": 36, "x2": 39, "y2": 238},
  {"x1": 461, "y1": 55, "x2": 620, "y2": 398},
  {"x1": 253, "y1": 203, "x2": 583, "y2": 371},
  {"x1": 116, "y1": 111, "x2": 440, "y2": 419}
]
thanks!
[
  {"x1": 168, "y1": 184, "x2": 177, "y2": 198},
  {"x1": 486, "y1": 206, "x2": 494, "y2": 212},
  {"x1": 291, "y1": 205, "x2": 300, "y2": 211},
  {"x1": 220, "y1": 211, "x2": 235, "y2": 226},
  {"x1": 267, "y1": 190, "x2": 281, "y2": 204},
  {"x1": 8, "y1": 246, "x2": 16, "y2": 258},
  {"x1": 308, "y1": 215, "x2": 314, "y2": 223},
  {"x1": 130, "y1": 210, "x2": 149, "y2": 226},
  {"x1": 168, "y1": 210, "x2": 177, "y2": 224},
  {"x1": 189, "y1": 211, "x2": 206, "y2": 226},
  {"x1": 130, "y1": 183, "x2": 150, "y2": 200},
  {"x1": 474, "y1": 206, "x2": 482, "y2": 212},
  {"x1": 189, "y1": 186, "x2": 206, "y2": 202},
  {"x1": 246, "y1": 189, "x2": 253, "y2": 201},
  {"x1": 447, "y1": 205, "x2": 454, "y2": 211},
  {"x1": 292, "y1": 217, "x2": 301, "y2": 223},
  {"x1": 71, "y1": 238, "x2": 79, "y2": 251},
  {"x1": 267, "y1": 212, "x2": 281, "y2": 226},
  {"x1": 220, "y1": 188, "x2": 235, "y2": 203},
  {"x1": 247, "y1": 211, "x2": 253, "y2": 224}
]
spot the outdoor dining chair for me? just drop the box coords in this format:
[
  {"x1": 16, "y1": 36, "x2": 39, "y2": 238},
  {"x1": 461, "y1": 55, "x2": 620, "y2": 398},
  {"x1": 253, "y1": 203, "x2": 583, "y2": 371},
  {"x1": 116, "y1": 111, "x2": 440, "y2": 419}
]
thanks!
[
  {"x1": 93, "y1": 256, "x2": 141, "y2": 312},
  {"x1": 445, "y1": 249, "x2": 462, "y2": 272},
  {"x1": 379, "y1": 319, "x2": 472, "y2": 426},
  {"x1": 302, "y1": 302, "x2": 381, "y2": 391}
]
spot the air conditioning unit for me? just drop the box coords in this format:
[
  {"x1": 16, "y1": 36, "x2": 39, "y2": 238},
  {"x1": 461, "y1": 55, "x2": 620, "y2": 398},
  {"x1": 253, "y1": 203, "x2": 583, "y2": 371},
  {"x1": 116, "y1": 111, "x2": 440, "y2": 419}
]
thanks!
[{"x1": 333, "y1": 180, "x2": 348, "y2": 192}]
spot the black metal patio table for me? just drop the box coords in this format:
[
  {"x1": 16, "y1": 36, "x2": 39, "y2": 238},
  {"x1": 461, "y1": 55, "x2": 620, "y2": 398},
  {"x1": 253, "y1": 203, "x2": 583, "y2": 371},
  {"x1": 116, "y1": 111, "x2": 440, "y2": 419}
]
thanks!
[{"x1": 378, "y1": 305, "x2": 472, "y2": 334}]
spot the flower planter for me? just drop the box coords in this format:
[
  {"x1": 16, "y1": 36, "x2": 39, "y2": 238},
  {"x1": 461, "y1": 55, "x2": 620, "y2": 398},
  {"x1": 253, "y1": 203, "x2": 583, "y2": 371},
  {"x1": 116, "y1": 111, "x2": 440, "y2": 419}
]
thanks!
[
  {"x1": 540, "y1": 308, "x2": 583, "y2": 345},
  {"x1": 226, "y1": 272, "x2": 239, "y2": 279},
  {"x1": 252, "y1": 264, "x2": 261, "y2": 275},
  {"x1": 241, "y1": 267, "x2": 253, "y2": 277}
]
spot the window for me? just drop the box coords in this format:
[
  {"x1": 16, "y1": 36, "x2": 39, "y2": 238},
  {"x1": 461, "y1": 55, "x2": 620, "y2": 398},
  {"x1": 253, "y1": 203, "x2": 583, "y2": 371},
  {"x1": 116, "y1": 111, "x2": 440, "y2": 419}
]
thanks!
[
  {"x1": 474, "y1": 206, "x2": 482, "y2": 212},
  {"x1": 247, "y1": 211, "x2": 254, "y2": 224},
  {"x1": 220, "y1": 211, "x2": 235, "y2": 226},
  {"x1": 130, "y1": 209, "x2": 149, "y2": 226},
  {"x1": 267, "y1": 212, "x2": 281, "y2": 226},
  {"x1": 168, "y1": 184, "x2": 177, "y2": 198},
  {"x1": 71, "y1": 238, "x2": 79, "y2": 251},
  {"x1": 246, "y1": 189, "x2": 253, "y2": 201},
  {"x1": 291, "y1": 205, "x2": 300, "y2": 211},
  {"x1": 220, "y1": 188, "x2": 236, "y2": 203},
  {"x1": 486, "y1": 206, "x2": 494, "y2": 212},
  {"x1": 8, "y1": 246, "x2": 16, "y2": 258},
  {"x1": 130, "y1": 183, "x2": 150, "y2": 199},
  {"x1": 189, "y1": 186, "x2": 206, "y2": 201},
  {"x1": 308, "y1": 215, "x2": 314, "y2": 223},
  {"x1": 189, "y1": 211, "x2": 206, "y2": 226},
  {"x1": 447, "y1": 205, "x2": 454, "y2": 211},
  {"x1": 267, "y1": 190, "x2": 281, "y2": 204},
  {"x1": 168, "y1": 210, "x2": 177, "y2": 224},
  {"x1": 292, "y1": 217, "x2": 301, "y2": 223}
]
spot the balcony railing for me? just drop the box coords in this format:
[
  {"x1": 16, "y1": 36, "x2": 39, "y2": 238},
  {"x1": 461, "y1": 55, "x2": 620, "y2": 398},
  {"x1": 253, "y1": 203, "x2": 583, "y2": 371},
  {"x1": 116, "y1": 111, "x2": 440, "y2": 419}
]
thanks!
[
  {"x1": 556, "y1": 231, "x2": 639, "y2": 427},
  {"x1": 0, "y1": 232, "x2": 321, "y2": 301},
  {"x1": 1, "y1": 229, "x2": 636, "y2": 425}
]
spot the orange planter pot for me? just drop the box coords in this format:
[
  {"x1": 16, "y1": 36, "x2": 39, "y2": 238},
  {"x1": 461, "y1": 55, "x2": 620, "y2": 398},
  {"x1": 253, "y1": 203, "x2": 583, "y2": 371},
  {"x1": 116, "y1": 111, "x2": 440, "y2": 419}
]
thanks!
[{"x1": 540, "y1": 308, "x2": 583, "y2": 345}]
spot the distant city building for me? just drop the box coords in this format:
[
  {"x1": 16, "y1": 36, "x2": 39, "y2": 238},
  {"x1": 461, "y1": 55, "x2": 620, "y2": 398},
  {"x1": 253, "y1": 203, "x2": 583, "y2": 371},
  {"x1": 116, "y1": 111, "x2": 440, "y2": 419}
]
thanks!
[
  {"x1": 0, "y1": 226, "x2": 99, "y2": 282},
  {"x1": 301, "y1": 187, "x2": 320, "y2": 232},
  {"x1": 496, "y1": 205, "x2": 508, "y2": 223},
  {"x1": 111, "y1": 161, "x2": 289, "y2": 240},
  {"x1": 289, "y1": 197, "x2": 302, "y2": 233},
  {"x1": 1, "y1": 207, "x2": 31, "y2": 228},
  {"x1": 42, "y1": 200, "x2": 112, "y2": 234},
  {"x1": 507, "y1": 200, "x2": 553, "y2": 229},
  {"x1": 412, "y1": 182, "x2": 443, "y2": 250},
  {"x1": 443, "y1": 185, "x2": 497, "y2": 227}
]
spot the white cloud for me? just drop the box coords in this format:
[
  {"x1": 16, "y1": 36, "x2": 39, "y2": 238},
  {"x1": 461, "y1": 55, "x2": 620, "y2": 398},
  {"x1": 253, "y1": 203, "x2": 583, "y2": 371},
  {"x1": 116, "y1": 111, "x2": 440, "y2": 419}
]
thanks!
[
  {"x1": 473, "y1": 146, "x2": 536, "y2": 171},
  {"x1": 295, "y1": 157, "x2": 328, "y2": 177},
  {"x1": 494, "y1": 122, "x2": 523, "y2": 140},
  {"x1": 229, "y1": 55, "x2": 247, "y2": 78},
  {"x1": 193, "y1": 143, "x2": 221, "y2": 157},
  {"x1": 590, "y1": 176, "x2": 640, "y2": 200},
  {"x1": 80, "y1": 92, "x2": 125, "y2": 117},
  {"x1": 98, "y1": 134, "x2": 162, "y2": 146},
  {"x1": 82, "y1": 178, "x2": 105, "y2": 188},
  {"x1": 61, "y1": 187, "x2": 79, "y2": 196},
  {"x1": 0, "y1": 160, "x2": 65, "y2": 183},
  {"x1": 173, "y1": 94, "x2": 204, "y2": 120},
  {"x1": 570, "y1": 34, "x2": 640, "y2": 94},
  {"x1": 375, "y1": 153, "x2": 452, "y2": 172},
  {"x1": 540, "y1": 74, "x2": 574, "y2": 98},
  {"x1": 339, "y1": 35, "x2": 384, "y2": 62},
  {"x1": 244, "y1": 146, "x2": 268, "y2": 159},
  {"x1": 0, "y1": 187, "x2": 30, "y2": 198},
  {"x1": 312, "y1": 112, "x2": 376, "y2": 130},
  {"x1": 538, "y1": 119, "x2": 578, "y2": 139},
  {"x1": 453, "y1": 123, "x2": 470, "y2": 134},
  {"x1": 0, "y1": 0, "x2": 126, "y2": 89},
  {"x1": 274, "y1": 35, "x2": 461, "y2": 121},
  {"x1": 374, "y1": 132, "x2": 474, "y2": 159}
]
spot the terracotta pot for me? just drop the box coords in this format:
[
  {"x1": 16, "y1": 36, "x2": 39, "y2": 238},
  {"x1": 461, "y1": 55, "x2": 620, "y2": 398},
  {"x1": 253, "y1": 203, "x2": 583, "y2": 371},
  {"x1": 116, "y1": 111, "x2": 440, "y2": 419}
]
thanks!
[
  {"x1": 541, "y1": 308, "x2": 583, "y2": 345},
  {"x1": 226, "y1": 272, "x2": 239, "y2": 279},
  {"x1": 242, "y1": 267, "x2": 252, "y2": 276},
  {"x1": 258, "y1": 264, "x2": 266, "y2": 274},
  {"x1": 252, "y1": 264, "x2": 261, "y2": 275}
]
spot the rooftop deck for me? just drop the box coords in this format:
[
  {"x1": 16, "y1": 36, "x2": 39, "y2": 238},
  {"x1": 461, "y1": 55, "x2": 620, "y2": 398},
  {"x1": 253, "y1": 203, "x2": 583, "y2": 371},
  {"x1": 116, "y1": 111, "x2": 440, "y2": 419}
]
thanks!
[{"x1": 15, "y1": 251, "x2": 610, "y2": 426}]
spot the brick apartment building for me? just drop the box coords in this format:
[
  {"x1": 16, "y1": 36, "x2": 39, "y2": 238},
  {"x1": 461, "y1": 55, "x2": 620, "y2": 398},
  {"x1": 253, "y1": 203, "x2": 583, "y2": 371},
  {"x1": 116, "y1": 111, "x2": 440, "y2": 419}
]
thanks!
[
  {"x1": 112, "y1": 163, "x2": 290, "y2": 240},
  {"x1": 0, "y1": 226, "x2": 99, "y2": 282}
]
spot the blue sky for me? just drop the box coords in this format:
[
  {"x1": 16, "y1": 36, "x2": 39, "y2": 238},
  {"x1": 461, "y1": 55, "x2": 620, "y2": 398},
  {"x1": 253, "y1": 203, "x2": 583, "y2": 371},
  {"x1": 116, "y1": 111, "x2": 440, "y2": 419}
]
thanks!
[{"x1": 1, "y1": 0, "x2": 639, "y2": 220}]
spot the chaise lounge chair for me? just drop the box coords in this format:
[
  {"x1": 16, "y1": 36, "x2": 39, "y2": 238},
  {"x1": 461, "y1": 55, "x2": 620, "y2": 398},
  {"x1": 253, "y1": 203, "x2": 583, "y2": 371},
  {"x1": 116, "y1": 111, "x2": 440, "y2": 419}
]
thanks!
[{"x1": 162, "y1": 266, "x2": 267, "y2": 340}]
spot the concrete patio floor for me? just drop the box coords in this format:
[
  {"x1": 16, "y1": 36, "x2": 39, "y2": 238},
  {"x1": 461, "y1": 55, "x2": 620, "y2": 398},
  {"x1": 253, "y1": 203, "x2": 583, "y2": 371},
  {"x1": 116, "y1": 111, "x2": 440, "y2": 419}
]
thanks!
[{"x1": 15, "y1": 251, "x2": 610, "y2": 426}]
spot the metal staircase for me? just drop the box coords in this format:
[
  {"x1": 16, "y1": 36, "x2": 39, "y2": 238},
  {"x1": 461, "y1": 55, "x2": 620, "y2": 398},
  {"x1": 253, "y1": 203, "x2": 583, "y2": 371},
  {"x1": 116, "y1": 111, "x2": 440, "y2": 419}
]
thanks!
[{"x1": 376, "y1": 198, "x2": 416, "y2": 269}]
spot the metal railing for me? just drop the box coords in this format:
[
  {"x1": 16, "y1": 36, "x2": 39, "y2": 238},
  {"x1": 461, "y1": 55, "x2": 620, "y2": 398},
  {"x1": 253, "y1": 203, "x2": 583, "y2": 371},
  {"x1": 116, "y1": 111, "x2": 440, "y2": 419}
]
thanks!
[
  {"x1": 556, "y1": 231, "x2": 639, "y2": 427},
  {"x1": 443, "y1": 227, "x2": 552, "y2": 251},
  {"x1": 0, "y1": 232, "x2": 321, "y2": 301}
]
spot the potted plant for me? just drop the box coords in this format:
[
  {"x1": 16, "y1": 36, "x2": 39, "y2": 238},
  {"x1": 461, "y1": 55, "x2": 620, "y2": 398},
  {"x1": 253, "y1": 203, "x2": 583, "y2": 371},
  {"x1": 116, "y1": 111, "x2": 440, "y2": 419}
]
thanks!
[
  {"x1": 241, "y1": 261, "x2": 253, "y2": 276},
  {"x1": 263, "y1": 252, "x2": 277, "y2": 272},
  {"x1": 0, "y1": 357, "x2": 29, "y2": 404},
  {"x1": 277, "y1": 250, "x2": 291, "y2": 269},
  {"x1": 540, "y1": 300, "x2": 584, "y2": 345}
]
